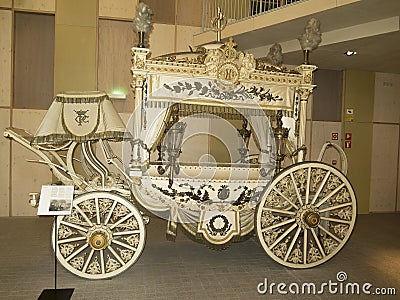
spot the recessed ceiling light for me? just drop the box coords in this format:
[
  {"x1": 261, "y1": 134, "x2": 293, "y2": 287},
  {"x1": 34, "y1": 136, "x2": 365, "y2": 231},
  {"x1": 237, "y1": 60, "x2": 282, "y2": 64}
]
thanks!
[{"x1": 344, "y1": 50, "x2": 357, "y2": 56}]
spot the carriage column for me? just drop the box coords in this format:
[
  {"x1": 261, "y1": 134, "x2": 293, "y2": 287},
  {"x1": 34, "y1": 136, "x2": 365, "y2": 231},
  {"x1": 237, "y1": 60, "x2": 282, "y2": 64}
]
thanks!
[
  {"x1": 130, "y1": 47, "x2": 150, "y2": 176},
  {"x1": 295, "y1": 64, "x2": 317, "y2": 162}
]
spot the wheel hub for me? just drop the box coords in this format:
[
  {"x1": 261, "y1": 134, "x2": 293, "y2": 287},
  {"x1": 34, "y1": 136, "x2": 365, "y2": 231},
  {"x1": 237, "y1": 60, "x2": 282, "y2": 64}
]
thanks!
[
  {"x1": 304, "y1": 211, "x2": 320, "y2": 228},
  {"x1": 87, "y1": 225, "x2": 112, "y2": 250},
  {"x1": 295, "y1": 204, "x2": 320, "y2": 229}
]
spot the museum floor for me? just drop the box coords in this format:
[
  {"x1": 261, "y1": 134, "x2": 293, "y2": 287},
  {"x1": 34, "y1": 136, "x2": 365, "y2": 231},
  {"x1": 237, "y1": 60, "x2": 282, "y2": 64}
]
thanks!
[{"x1": 0, "y1": 213, "x2": 399, "y2": 300}]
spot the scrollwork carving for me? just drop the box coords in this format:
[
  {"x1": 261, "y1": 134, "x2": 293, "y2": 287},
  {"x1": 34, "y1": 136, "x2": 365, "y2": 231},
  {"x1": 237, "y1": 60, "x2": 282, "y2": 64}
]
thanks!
[
  {"x1": 296, "y1": 88, "x2": 312, "y2": 101},
  {"x1": 106, "y1": 255, "x2": 121, "y2": 273},
  {"x1": 204, "y1": 37, "x2": 255, "y2": 84},
  {"x1": 288, "y1": 244, "x2": 303, "y2": 263},
  {"x1": 87, "y1": 257, "x2": 101, "y2": 274},
  {"x1": 308, "y1": 242, "x2": 322, "y2": 263}
]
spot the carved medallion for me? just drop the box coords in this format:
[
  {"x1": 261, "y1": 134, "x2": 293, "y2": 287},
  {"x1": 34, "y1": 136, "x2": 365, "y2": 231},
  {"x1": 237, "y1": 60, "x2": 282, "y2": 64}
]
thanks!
[{"x1": 217, "y1": 62, "x2": 240, "y2": 83}]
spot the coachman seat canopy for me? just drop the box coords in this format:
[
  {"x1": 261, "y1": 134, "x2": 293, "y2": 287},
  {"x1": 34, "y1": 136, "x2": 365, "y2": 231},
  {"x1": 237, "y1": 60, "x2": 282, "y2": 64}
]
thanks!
[{"x1": 32, "y1": 91, "x2": 128, "y2": 145}]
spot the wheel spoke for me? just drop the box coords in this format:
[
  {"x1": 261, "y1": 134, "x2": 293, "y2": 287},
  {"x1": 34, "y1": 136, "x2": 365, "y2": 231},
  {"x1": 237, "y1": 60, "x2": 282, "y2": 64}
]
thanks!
[
  {"x1": 113, "y1": 230, "x2": 141, "y2": 236},
  {"x1": 58, "y1": 236, "x2": 86, "y2": 244},
  {"x1": 95, "y1": 197, "x2": 100, "y2": 225},
  {"x1": 303, "y1": 229, "x2": 308, "y2": 264},
  {"x1": 284, "y1": 227, "x2": 302, "y2": 262},
  {"x1": 108, "y1": 246, "x2": 125, "y2": 266},
  {"x1": 261, "y1": 218, "x2": 296, "y2": 232},
  {"x1": 310, "y1": 228, "x2": 326, "y2": 257},
  {"x1": 272, "y1": 187, "x2": 299, "y2": 210},
  {"x1": 318, "y1": 224, "x2": 342, "y2": 243},
  {"x1": 82, "y1": 249, "x2": 95, "y2": 273},
  {"x1": 74, "y1": 205, "x2": 93, "y2": 227},
  {"x1": 269, "y1": 223, "x2": 297, "y2": 250},
  {"x1": 315, "y1": 183, "x2": 345, "y2": 208},
  {"x1": 112, "y1": 239, "x2": 137, "y2": 251},
  {"x1": 290, "y1": 172, "x2": 303, "y2": 206},
  {"x1": 311, "y1": 171, "x2": 330, "y2": 205},
  {"x1": 104, "y1": 200, "x2": 117, "y2": 226},
  {"x1": 319, "y1": 202, "x2": 352, "y2": 213},
  {"x1": 305, "y1": 167, "x2": 311, "y2": 204},
  {"x1": 100, "y1": 249, "x2": 105, "y2": 274},
  {"x1": 60, "y1": 220, "x2": 88, "y2": 233},
  {"x1": 110, "y1": 212, "x2": 134, "y2": 230},
  {"x1": 320, "y1": 216, "x2": 351, "y2": 224},
  {"x1": 263, "y1": 207, "x2": 296, "y2": 215},
  {"x1": 66, "y1": 244, "x2": 89, "y2": 262}
]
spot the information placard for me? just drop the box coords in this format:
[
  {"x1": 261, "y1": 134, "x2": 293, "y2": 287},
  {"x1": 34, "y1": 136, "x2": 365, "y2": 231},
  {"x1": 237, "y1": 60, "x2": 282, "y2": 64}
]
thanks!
[{"x1": 37, "y1": 185, "x2": 74, "y2": 216}]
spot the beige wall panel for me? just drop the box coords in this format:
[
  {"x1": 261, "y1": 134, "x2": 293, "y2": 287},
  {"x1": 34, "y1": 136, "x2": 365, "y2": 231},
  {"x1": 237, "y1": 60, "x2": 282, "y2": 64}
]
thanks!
[
  {"x1": 0, "y1": 0, "x2": 12, "y2": 8},
  {"x1": 11, "y1": 109, "x2": 51, "y2": 216},
  {"x1": 344, "y1": 122, "x2": 373, "y2": 214},
  {"x1": 210, "y1": 118, "x2": 241, "y2": 164},
  {"x1": 313, "y1": 69, "x2": 342, "y2": 122},
  {"x1": 0, "y1": 108, "x2": 10, "y2": 216},
  {"x1": 56, "y1": 0, "x2": 97, "y2": 27},
  {"x1": 343, "y1": 70, "x2": 374, "y2": 214},
  {"x1": 181, "y1": 134, "x2": 210, "y2": 165},
  {"x1": 99, "y1": 0, "x2": 138, "y2": 19},
  {"x1": 14, "y1": 0, "x2": 55, "y2": 12},
  {"x1": 398, "y1": 134, "x2": 400, "y2": 212},
  {"x1": 117, "y1": 112, "x2": 130, "y2": 161},
  {"x1": 0, "y1": 10, "x2": 12, "y2": 107},
  {"x1": 180, "y1": 118, "x2": 210, "y2": 163},
  {"x1": 54, "y1": 25, "x2": 97, "y2": 93},
  {"x1": 149, "y1": 23, "x2": 175, "y2": 57},
  {"x1": 209, "y1": 135, "x2": 230, "y2": 164},
  {"x1": 177, "y1": 0, "x2": 202, "y2": 26},
  {"x1": 98, "y1": 19, "x2": 135, "y2": 113},
  {"x1": 344, "y1": 70, "x2": 374, "y2": 123},
  {"x1": 14, "y1": 12, "x2": 54, "y2": 109},
  {"x1": 310, "y1": 121, "x2": 342, "y2": 168},
  {"x1": 94, "y1": 114, "x2": 130, "y2": 171},
  {"x1": 176, "y1": 25, "x2": 201, "y2": 53},
  {"x1": 374, "y1": 73, "x2": 400, "y2": 123},
  {"x1": 276, "y1": 119, "x2": 311, "y2": 168},
  {"x1": 142, "y1": 0, "x2": 175, "y2": 25},
  {"x1": 370, "y1": 124, "x2": 399, "y2": 212}
]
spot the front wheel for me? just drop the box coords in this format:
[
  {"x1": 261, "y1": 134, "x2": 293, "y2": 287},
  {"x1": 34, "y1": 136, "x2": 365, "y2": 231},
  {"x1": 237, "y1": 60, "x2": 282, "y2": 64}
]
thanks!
[
  {"x1": 256, "y1": 162, "x2": 356, "y2": 268},
  {"x1": 52, "y1": 191, "x2": 146, "y2": 279}
]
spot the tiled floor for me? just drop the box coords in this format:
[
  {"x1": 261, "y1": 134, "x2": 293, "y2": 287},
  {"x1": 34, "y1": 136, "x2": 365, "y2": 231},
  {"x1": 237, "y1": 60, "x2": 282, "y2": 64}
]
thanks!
[{"x1": 0, "y1": 213, "x2": 399, "y2": 300}]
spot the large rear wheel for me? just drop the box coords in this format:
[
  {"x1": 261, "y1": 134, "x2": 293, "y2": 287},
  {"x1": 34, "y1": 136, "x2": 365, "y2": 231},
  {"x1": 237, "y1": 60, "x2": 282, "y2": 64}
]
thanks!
[{"x1": 256, "y1": 162, "x2": 356, "y2": 268}]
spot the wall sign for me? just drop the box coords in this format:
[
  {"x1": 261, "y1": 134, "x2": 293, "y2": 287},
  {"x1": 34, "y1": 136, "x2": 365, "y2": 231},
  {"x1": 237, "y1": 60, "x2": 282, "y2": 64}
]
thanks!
[{"x1": 345, "y1": 108, "x2": 354, "y2": 122}]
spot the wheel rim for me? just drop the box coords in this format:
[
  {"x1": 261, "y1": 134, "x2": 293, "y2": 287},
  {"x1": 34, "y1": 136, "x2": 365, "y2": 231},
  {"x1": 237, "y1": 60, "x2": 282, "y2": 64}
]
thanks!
[
  {"x1": 52, "y1": 192, "x2": 146, "y2": 279},
  {"x1": 256, "y1": 162, "x2": 356, "y2": 268}
]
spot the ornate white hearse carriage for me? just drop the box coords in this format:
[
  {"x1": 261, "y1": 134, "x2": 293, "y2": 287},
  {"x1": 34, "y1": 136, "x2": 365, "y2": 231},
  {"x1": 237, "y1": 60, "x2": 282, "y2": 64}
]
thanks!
[{"x1": 4, "y1": 7, "x2": 356, "y2": 280}]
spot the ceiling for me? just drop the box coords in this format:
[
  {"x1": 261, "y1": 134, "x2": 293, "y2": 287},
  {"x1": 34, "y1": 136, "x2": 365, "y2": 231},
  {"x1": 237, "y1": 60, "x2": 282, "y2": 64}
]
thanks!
[{"x1": 205, "y1": 0, "x2": 400, "y2": 73}]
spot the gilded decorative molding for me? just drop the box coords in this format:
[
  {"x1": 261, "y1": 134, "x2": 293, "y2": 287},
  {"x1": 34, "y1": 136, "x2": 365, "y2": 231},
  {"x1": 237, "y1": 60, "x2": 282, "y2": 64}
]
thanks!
[
  {"x1": 204, "y1": 38, "x2": 255, "y2": 84},
  {"x1": 296, "y1": 87, "x2": 313, "y2": 101}
]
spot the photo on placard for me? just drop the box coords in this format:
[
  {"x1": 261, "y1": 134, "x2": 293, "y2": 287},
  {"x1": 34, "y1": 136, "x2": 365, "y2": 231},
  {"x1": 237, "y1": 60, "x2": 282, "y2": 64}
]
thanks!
[{"x1": 48, "y1": 199, "x2": 72, "y2": 212}]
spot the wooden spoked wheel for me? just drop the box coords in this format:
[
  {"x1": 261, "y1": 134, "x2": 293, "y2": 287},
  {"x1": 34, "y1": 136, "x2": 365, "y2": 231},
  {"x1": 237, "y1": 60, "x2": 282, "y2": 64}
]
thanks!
[
  {"x1": 52, "y1": 192, "x2": 146, "y2": 279},
  {"x1": 256, "y1": 162, "x2": 356, "y2": 268}
]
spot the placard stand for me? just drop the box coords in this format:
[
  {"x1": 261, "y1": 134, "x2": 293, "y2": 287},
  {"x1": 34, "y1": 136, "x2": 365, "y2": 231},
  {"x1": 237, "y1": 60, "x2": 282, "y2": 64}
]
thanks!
[
  {"x1": 38, "y1": 216, "x2": 74, "y2": 300},
  {"x1": 37, "y1": 186, "x2": 75, "y2": 300}
]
